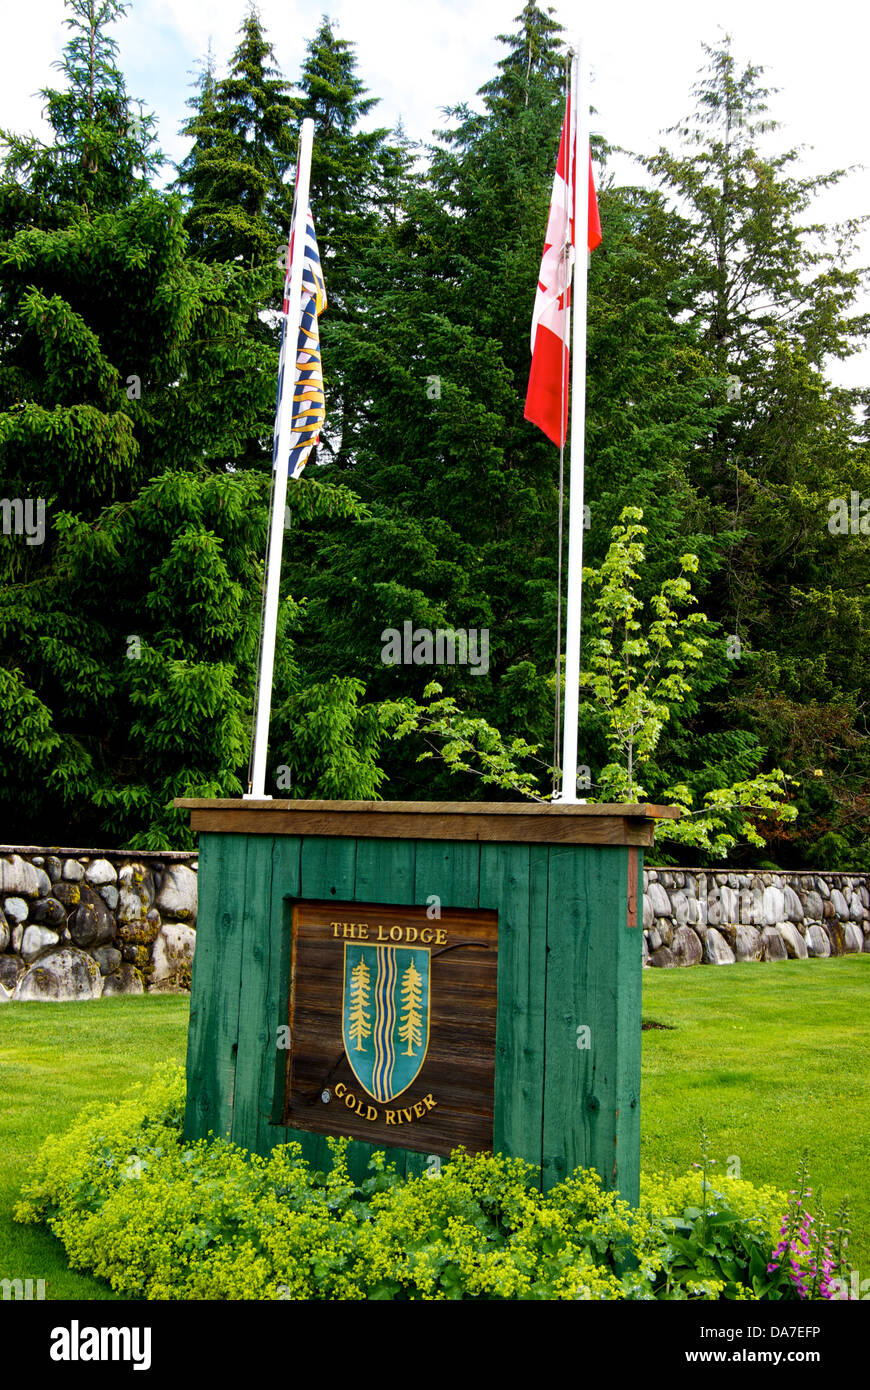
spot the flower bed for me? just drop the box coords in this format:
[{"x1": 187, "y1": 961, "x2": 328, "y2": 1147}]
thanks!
[{"x1": 14, "y1": 1066, "x2": 854, "y2": 1301}]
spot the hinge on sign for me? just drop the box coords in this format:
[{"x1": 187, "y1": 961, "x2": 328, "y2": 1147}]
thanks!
[{"x1": 622, "y1": 845, "x2": 636, "y2": 922}]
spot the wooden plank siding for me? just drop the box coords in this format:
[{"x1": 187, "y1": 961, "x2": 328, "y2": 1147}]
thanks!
[
  {"x1": 230, "y1": 834, "x2": 276, "y2": 1153},
  {"x1": 541, "y1": 846, "x2": 642, "y2": 1202},
  {"x1": 183, "y1": 833, "x2": 248, "y2": 1144},
  {"x1": 182, "y1": 815, "x2": 647, "y2": 1201},
  {"x1": 480, "y1": 843, "x2": 547, "y2": 1170}
]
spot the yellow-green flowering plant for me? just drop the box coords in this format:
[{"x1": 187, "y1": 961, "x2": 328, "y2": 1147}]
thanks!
[{"x1": 14, "y1": 1068, "x2": 852, "y2": 1301}]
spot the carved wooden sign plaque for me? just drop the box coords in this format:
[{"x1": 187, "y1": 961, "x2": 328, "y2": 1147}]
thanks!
[{"x1": 283, "y1": 900, "x2": 498, "y2": 1156}]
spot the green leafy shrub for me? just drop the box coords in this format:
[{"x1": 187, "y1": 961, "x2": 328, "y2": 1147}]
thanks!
[{"x1": 14, "y1": 1066, "x2": 852, "y2": 1301}]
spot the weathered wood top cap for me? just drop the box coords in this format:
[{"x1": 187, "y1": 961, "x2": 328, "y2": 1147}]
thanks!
[{"x1": 174, "y1": 798, "x2": 681, "y2": 847}]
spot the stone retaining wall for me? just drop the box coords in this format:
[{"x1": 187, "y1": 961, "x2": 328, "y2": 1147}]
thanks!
[
  {"x1": 2, "y1": 848, "x2": 868, "y2": 1001},
  {"x1": 0, "y1": 848, "x2": 197, "y2": 1002},
  {"x1": 642, "y1": 869, "x2": 870, "y2": 966}
]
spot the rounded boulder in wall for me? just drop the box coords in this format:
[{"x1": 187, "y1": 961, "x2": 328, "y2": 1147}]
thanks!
[
  {"x1": 649, "y1": 945, "x2": 676, "y2": 968},
  {"x1": 3, "y1": 897, "x2": 29, "y2": 925},
  {"x1": 101, "y1": 964, "x2": 145, "y2": 996},
  {"x1": 843, "y1": 921, "x2": 863, "y2": 953},
  {"x1": 647, "y1": 882, "x2": 672, "y2": 918},
  {"x1": 777, "y1": 922, "x2": 808, "y2": 959},
  {"x1": 117, "y1": 864, "x2": 156, "y2": 924},
  {"x1": 13, "y1": 947, "x2": 103, "y2": 1002},
  {"x1": 155, "y1": 865, "x2": 198, "y2": 924},
  {"x1": 31, "y1": 897, "x2": 66, "y2": 927},
  {"x1": 151, "y1": 922, "x2": 196, "y2": 983},
  {"x1": 69, "y1": 885, "x2": 114, "y2": 948},
  {"x1": 21, "y1": 924, "x2": 61, "y2": 962},
  {"x1": 761, "y1": 926, "x2": 788, "y2": 962},
  {"x1": 0, "y1": 855, "x2": 40, "y2": 898},
  {"x1": 0, "y1": 954, "x2": 25, "y2": 992},
  {"x1": 805, "y1": 924, "x2": 831, "y2": 958},
  {"x1": 672, "y1": 925, "x2": 703, "y2": 967},
  {"x1": 734, "y1": 926, "x2": 763, "y2": 962},
  {"x1": 85, "y1": 858, "x2": 118, "y2": 887},
  {"x1": 703, "y1": 928, "x2": 736, "y2": 965}
]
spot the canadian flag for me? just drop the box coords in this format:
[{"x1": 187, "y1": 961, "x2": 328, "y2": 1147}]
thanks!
[{"x1": 524, "y1": 93, "x2": 602, "y2": 447}]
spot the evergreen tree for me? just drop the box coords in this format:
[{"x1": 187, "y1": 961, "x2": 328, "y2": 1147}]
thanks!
[
  {"x1": 176, "y1": 5, "x2": 298, "y2": 266},
  {"x1": 0, "y1": 0, "x2": 160, "y2": 227},
  {"x1": 477, "y1": 0, "x2": 566, "y2": 115},
  {"x1": 284, "y1": 4, "x2": 569, "y2": 797},
  {"x1": 348, "y1": 955, "x2": 371, "y2": 1049},
  {"x1": 295, "y1": 15, "x2": 412, "y2": 312},
  {"x1": 0, "y1": 0, "x2": 367, "y2": 847},
  {"x1": 641, "y1": 38, "x2": 870, "y2": 866},
  {"x1": 0, "y1": 179, "x2": 368, "y2": 845},
  {"x1": 173, "y1": 44, "x2": 220, "y2": 257},
  {"x1": 289, "y1": 16, "x2": 415, "y2": 472},
  {"x1": 399, "y1": 957, "x2": 423, "y2": 1055},
  {"x1": 642, "y1": 42, "x2": 864, "y2": 373},
  {"x1": 3, "y1": 5, "x2": 868, "y2": 863},
  {"x1": 0, "y1": 187, "x2": 270, "y2": 845},
  {"x1": 286, "y1": 4, "x2": 721, "y2": 802}
]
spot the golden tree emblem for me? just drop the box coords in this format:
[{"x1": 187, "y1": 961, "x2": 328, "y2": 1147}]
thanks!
[
  {"x1": 399, "y1": 956, "x2": 424, "y2": 1056},
  {"x1": 348, "y1": 956, "x2": 372, "y2": 1051}
]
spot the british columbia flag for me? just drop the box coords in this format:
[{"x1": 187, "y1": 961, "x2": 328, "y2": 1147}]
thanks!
[{"x1": 274, "y1": 204, "x2": 327, "y2": 478}]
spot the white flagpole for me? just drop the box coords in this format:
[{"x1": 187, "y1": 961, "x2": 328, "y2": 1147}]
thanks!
[
  {"x1": 246, "y1": 116, "x2": 314, "y2": 800},
  {"x1": 559, "y1": 45, "x2": 589, "y2": 804}
]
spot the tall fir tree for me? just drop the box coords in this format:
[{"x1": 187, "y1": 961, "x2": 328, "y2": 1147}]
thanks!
[
  {"x1": 0, "y1": 0, "x2": 160, "y2": 229},
  {"x1": 295, "y1": 15, "x2": 410, "y2": 313},
  {"x1": 175, "y1": 5, "x2": 298, "y2": 267},
  {"x1": 173, "y1": 43, "x2": 220, "y2": 258},
  {"x1": 175, "y1": 11, "x2": 300, "y2": 472},
  {"x1": 640, "y1": 38, "x2": 870, "y2": 866},
  {"x1": 477, "y1": 0, "x2": 566, "y2": 115},
  {"x1": 288, "y1": 16, "x2": 415, "y2": 473}
]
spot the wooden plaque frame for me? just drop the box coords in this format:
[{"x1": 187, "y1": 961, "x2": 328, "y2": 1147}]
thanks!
[{"x1": 283, "y1": 899, "x2": 498, "y2": 1155}]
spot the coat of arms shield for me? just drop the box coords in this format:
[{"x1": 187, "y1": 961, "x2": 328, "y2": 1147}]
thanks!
[{"x1": 342, "y1": 942, "x2": 431, "y2": 1103}]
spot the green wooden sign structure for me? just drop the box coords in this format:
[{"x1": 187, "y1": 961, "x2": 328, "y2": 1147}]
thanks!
[{"x1": 176, "y1": 799, "x2": 676, "y2": 1201}]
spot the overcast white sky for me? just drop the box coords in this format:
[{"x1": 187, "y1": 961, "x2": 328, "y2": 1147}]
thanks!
[{"x1": 2, "y1": 0, "x2": 868, "y2": 385}]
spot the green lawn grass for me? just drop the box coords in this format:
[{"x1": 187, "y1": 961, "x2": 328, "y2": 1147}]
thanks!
[
  {"x1": 0, "y1": 996, "x2": 189, "y2": 1299},
  {"x1": 1, "y1": 953, "x2": 867, "y2": 1298},
  {"x1": 641, "y1": 955, "x2": 870, "y2": 1272}
]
